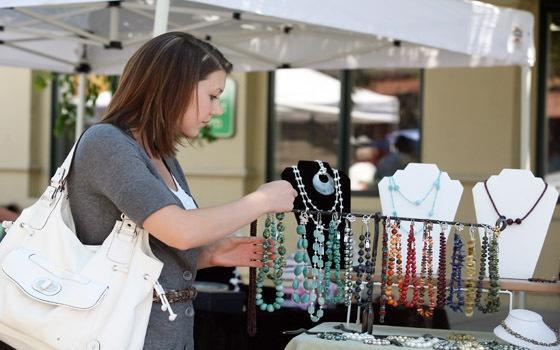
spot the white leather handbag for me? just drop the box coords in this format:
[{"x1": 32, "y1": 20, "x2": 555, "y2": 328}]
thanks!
[{"x1": 0, "y1": 143, "x2": 170, "y2": 350}]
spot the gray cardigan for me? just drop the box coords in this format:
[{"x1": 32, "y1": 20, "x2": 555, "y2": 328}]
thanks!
[{"x1": 68, "y1": 124, "x2": 199, "y2": 350}]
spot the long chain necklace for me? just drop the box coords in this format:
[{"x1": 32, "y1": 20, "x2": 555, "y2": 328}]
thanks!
[
  {"x1": 417, "y1": 222, "x2": 435, "y2": 318},
  {"x1": 256, "y1": 213, "x2": 286, "y2": 312},
  {"x1": 447, "y1": 226, "x2": 465, "y2": 312},
  {"x1": 500, "y1": 321, "x2": 560, "y2": 347},
  {"x1": 484, "y1": 179, "x2": 548, "y2": 227},
  {"x1": 292, "y1": 213, "x2": 310, "y2": 304},
  {"x1": 436, "y1": 223, "x2": 448, "y2": 309},
  {"x1": 388, "y1": 171, "x2": 442, "y2": 218},
  {"x1": 476, "y1": 226, "x2": 501, "y2": 314},
  {"x1": 464, "y1": 226, "x2": 477, "y2": 317}
]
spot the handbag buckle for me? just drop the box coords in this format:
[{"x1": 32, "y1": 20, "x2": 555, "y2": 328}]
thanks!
[{"x1": 32, "y1": 277, "x2": 62, "y2": 296}]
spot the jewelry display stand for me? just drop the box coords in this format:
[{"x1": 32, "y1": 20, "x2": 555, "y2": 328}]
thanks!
[
  {"x1": 282, "y1": 160, "x2": 351, "y2": 261},
  {"x1": 473, "y1": 169, "x2": 559, "y2": 279},
  {"x1": 378, "y1": 163, "x2": 463, "y2": 268},
  {"x1": 494, "y1": 309, "x2": 560, "y2": 350}
]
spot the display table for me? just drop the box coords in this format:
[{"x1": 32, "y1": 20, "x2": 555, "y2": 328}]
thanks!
[{"x1": 285, "y1": 322, "x2": 503, "y2": 350}]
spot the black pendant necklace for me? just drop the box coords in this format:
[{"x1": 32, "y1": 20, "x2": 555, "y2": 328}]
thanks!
[{"x1": 483, "y1": 180, "x2": 548, "y2": 226}]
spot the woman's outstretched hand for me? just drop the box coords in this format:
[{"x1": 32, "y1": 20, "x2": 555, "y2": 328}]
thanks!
[
  {"x1": 254, "y1": 180, "x2": 297, "y2": 214},
  {"x1": 204, "y1": 236, "x2": 274, "y2": 268}
]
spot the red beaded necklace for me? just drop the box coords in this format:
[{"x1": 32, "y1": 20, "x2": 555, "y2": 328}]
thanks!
[{"x1": 483, "y1": 180, "x2": 548, "y2": 226}]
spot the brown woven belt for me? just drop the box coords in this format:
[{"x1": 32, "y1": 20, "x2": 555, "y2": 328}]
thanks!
[{"x1": 153, "y1": 287, "x2": 198, "y2": 303}]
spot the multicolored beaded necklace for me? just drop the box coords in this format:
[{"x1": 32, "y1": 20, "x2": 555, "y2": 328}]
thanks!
[
  {"x1": 384, "y1": 219, "x2": 401, "y2": 308},
  {"x1": 352, "y1": 216, "x2": 372, "y2": 307},
  {"x1": 417, "y1": 222, "x2": 435, "y2": 318}
]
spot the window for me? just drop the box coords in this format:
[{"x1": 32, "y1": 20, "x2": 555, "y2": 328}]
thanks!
[
  {"x1": 268, "y1": 68, "x2": 422, "y2": 195},
  {"x1": 538, "y1": 2, "x2": 560, "y2": 192}
]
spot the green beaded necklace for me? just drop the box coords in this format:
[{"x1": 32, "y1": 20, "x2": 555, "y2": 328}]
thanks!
[
  {"x1": 255, "y1": 213, "x2": 286, "y2": 312},
  {"x1": 324, "y1": 214, "x2": 345, "y2": 304}
]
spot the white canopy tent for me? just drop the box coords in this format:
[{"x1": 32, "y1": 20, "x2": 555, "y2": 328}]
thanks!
[
  {"x1": 0, "y1": 0, "x2": 535, "y2": 166},
  {"x1": 276, "y1": 69, "x2": 399, "y2": 125}
]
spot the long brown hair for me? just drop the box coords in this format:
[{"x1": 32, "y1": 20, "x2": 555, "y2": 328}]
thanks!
[{"x1": 102, "y1": 32, "x2": 232, "y2": 158}]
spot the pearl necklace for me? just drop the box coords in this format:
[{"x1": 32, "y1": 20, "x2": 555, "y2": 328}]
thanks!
[
  {"x1": 343, "y1": 332, "x2": 391, "y2": 345},
  {"x1": 403, "y1": 336, "x2": 442, "y2": 348}
]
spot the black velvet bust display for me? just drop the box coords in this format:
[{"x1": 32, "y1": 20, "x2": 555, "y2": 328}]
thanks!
[{"x1": 281, "y1": 160, "x2": 351, "y2": 265}]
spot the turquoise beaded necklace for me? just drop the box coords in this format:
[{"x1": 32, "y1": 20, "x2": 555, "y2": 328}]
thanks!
[
  {"x1": 255, "y1": 213, "x2": 286, "y2": 312},
  {"x1": 292, "y1": 213, "x2": 311, "y2": 304},
  {"x1": 388, "y1": 170, "x2": 442, "y2": 218},
  {"x1": 308, "y1": 215, "x2": 326, "y2": 322}
]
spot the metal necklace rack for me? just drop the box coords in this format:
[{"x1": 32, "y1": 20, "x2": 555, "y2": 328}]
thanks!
[{"x1": 290, "y1": 209, "x2": 511, "y2": 332}]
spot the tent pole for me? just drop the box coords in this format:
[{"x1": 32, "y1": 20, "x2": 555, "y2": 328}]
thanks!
[
  {"x1": 520, "y1": 66, "x2": 531, "y2": 170},
  {"x1": 153, "y1": 0, "x2": 170, "y2": 37},
  {"x1": 76, "y1": 73, "x2": 86, "y2": 142}
]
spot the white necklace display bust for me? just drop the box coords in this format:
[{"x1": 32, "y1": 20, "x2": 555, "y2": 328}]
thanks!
[
  {"x1": 494, "y1": 309, "x2": 560, "y2": 350},
  {"x1": 378, "y1": 163, "x2": 463, "y2": 269},
  {"x1": 473, "y1": 169, "x2": 559, "y2": 279}
]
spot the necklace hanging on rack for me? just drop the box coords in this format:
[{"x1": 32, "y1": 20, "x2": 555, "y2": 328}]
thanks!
[
  {"x1": 308, "y1": 213, "x2": 326, "y2": 322},
  {"x1": 399, "y1": 221, "x2": 418, "y2": 307},
  {"x1": 447, "y1": 225, "x2": 465, "y2": 312},
  {"x1": 484, "y1": 179, "x2": 548, "y2": 227},
  {"x1": 379, "y1": 218, "x2": 390, "y2": 323},
  {"x1": 343, "y1": 215, "x2": 355, "y2": 307},
  {"x1": 464, "y1": 226, "x2": 477, "y2": 317},
  {"x1": 292, "y1": 213, "x2": 311, "y2": 304},
  {"x1": 324, "y1": 214, "x2": 344, "y2": 303},
  {"x1": 256, "y1": 213, "x2": 286, "y2": 312},
  {"x1": 363, "y1": 215, "x2": 381, "y2": 333},
  {"x1": 385, "y1": 219, "x2": 400, "y2": 307},
  {"x1": 388, "y1": 171, "x2": 442, "y2": 218},
  {"x1": 352, "y1": 216, "x2": 372, "y2": 307},
  {"x1": 417, "y1": 222, "x2": 435, "y2": 318},
  {"x1": 476, "y1": 226, "x2": 501, "y2": 314},
  {"x1": 436, "y1": 223, "x2": 448, "y2": 309}
]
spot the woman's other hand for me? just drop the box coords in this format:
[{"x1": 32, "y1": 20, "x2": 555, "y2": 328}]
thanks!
[
  {"x1": 202, "y1": 236, "x2": 272, "y2": 268},
  {"x1": 254, "y1": 180, "x2": 297, "y2": 213}
]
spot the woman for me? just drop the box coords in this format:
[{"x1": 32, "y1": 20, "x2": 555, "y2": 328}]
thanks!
[{"x1": 67, "y1": 32, "x2": 296, "y2": 349}]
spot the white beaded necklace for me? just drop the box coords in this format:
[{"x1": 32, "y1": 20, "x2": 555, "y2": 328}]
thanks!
[{"x1": 291, "y1": 162, "x2": 343, "y2": 223}]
